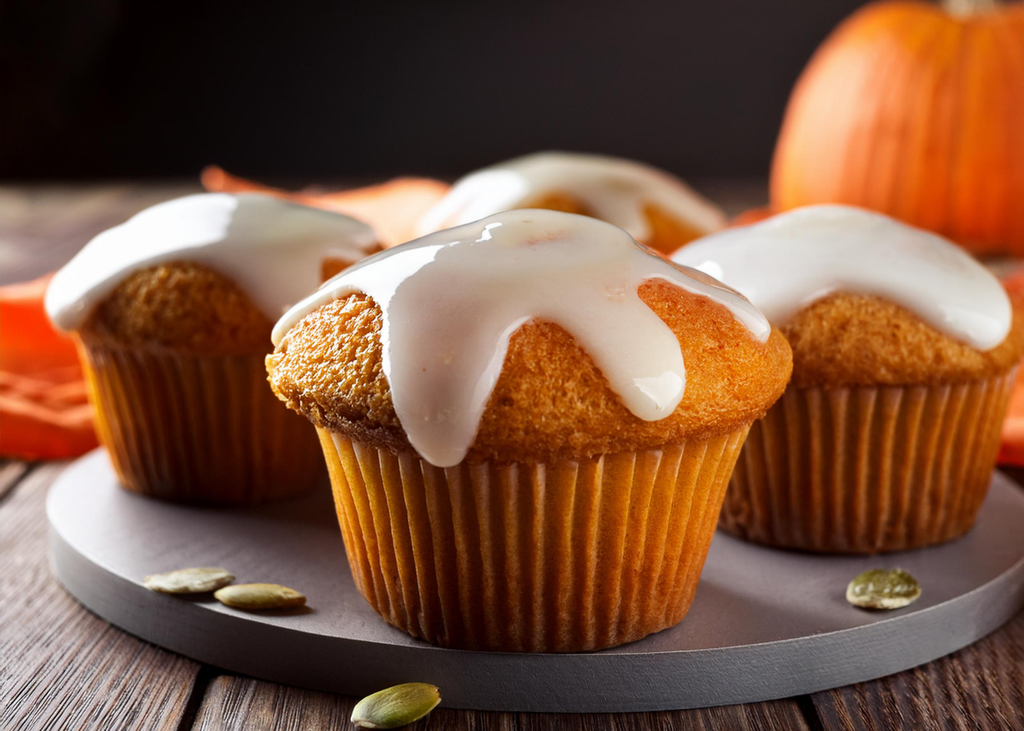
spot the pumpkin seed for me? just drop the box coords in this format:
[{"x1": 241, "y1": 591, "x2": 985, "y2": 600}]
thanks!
[
  {"x1": 351, "y1": 683, "x2": 441, "y2": 729},
  {"x1": 144, "y1": 567, "x2": 235, "y2": 594},
  {"x1": 846, "y1": 568, "x2": 921, "y2": 610},
  {"x1": 213, "y1": 583, "x2": 306, "y2": 610}
]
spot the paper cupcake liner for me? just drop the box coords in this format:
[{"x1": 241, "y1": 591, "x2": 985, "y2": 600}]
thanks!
[
  {"x1": 317, "y1": 426, "x2": 749, "y2": 652},
  {"x1": 78, "y1": 338, "x2": 324, "y2": 503},
  {"x1": 721, "y1": 370, "x2": 1018, "y2": 554}
]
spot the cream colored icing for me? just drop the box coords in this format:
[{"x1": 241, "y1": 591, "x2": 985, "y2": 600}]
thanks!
[
  {"x1": 416, "y1": 151, "x2": 727, "y2": 240},
  {"x1": 46, "y1": 193, "x2": 377, "y2": 331},
  {"x1": 671, "y1": 205, "x2": 1011, "y2": 350},
  {"x1": 273, "y1": 209, "x2": 769, "y2": 468}
]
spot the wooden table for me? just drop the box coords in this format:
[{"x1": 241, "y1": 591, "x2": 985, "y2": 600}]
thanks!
[{"x1": 2, "y1": 183, "x2": 1023, "y2": 731}]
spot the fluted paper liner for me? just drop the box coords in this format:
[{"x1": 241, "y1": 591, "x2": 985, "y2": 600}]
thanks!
[
  {"x1": 317, "y1": 427, "x2": 749, "y2": 652},
  {"x1": 78, "y1": 338, "x2": 324, "y2": 502},
  {"x1": 721, "y1": 370, "x2": 1018, "y2": 554}
]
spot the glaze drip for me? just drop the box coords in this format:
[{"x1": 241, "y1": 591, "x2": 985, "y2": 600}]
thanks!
[
  {"x1": 671, "y1": 205, "x2": 1012, "y2": 350},
  {"x1": 274, "y1": 209, "x2": 769, "y2": 467},
  {"x1": 46, "y1": 193, "x2": 377, "y2": 331},
  {"x1": 416, "y1": 151, "x2": 726, "y2": 240}
]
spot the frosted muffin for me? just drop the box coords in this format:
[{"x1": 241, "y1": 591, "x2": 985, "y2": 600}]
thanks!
[
  {"x1": 46, "y1": 193, "x2": 379, "y2": 503},
  {"x1": 674, "y1": 205, "x2": 1023, "y2": 554},
  {"x1": 416, "y1": 152, "x2": 726, "y2": 254},
  {"x1": 268, "y1": 209, "x2": 792, "y2": 651}
]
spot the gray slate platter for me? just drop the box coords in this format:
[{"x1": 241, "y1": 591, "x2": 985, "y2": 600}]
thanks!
[{"x1": 47, "y1": 449, "x2": 1024, "y2": 712}]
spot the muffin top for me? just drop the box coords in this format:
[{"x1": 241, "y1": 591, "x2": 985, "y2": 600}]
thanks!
[
  {"x1": 45, "y1": 193, "x2": 379, "y2": 346},
  {"x1": 268, "y1": 210, "x2": 792, "y2": 466},
  {"x1": 415, "y1": 152, "x2": 726, "y2": 252},
  {"x1": 672, "y1": 205, "x2": 1023, "y2": 387}
]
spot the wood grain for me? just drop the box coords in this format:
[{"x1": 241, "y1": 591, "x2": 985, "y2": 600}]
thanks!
[
  {"x1": 191, "y1": 674, "x2": 810, "y2": 731},
  {"x1": 0, "y1": 182, "x2": 198, "y2": 285},
  {"x1": 2, "y1": 184, "x2": 1023, "y2": 731},
  {"x1": 0, "y1": 461, "x2": 33, "y2": 500},
  {"x1": 0, "y1": 178, "x2": 767, "y2": 286},
  {"x1": 811, "y1": 610, "x2": 1024, "y2": 731},
  {"x1": 0, "y1": 463, "x2": 202, "y2": 731}
]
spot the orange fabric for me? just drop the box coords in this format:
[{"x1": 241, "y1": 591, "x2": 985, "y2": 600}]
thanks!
[
  {"x1": 4, "y1": 192, "x2": 1021, "y2": 466},
  {"x1": 1, "y1": 274, "x2": 80, "y2": 373},
  {"x1": 1, "y1": 174, "x2": 451, "y2": 460},
  {"x1": 0, "y1": 274, "x2": 98, "y2": 459},
  {"x1": 201, "y1": 166, "x2": 449, "y2": 247}
]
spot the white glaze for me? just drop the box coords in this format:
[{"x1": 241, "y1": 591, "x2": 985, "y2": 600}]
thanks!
[
  {"x1": 671, "y1": 205, "x2": 1012, "y2": 350},
  {"x1": 416, "y1": 151, "x2": 727, "y2": 240},
  {"x1": 274, "y1": 209, "x2": 769, "y2": 468},
  {"x1": 46, "y1": 193, "x2": 378, "y2": 332}
]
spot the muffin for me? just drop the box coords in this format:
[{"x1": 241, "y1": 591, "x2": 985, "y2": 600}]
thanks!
[
  {"x1": 416, "y1": 151, "x2": 726, "y2": 254},
  {"x1": 268, "y1": 209, "x2": 792, "y2": 651},
  {"x1": 45, "y1": 193, "x2": 380, "y2": 503},
  {"x1": 673, "y1": 205, "x2": 1023, "y2": 553}
]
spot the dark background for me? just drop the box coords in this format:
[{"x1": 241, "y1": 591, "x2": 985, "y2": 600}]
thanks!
[{"x1": 1, "y1": 0, "x2": 866, "y2": 182}]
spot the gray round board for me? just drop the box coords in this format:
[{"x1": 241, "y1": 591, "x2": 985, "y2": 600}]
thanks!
[{"x1": 47, "y1": 449, "x2": 1024, "y2": 713}]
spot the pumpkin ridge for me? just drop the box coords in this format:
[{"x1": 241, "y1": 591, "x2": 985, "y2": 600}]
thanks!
[
  {"x1": 870, "y1": 15, "x2": 950, "y2": 217},
  {"x1": 991, "y1": 8, "x2": 1024, "y2": 249},
  {"x1": 907, "y1": 19, "x2": 959, "y2": 230},
  {"x1": 771, "y1": 0, "x2": 1024, "y2": 255},
  {"x1": 936, "y1": 12, "x2": 969, "y2": 241}
]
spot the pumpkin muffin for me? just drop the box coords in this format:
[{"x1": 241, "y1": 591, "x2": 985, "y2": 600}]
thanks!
[
  {"x1": 46, "y1": 192, "x2": 379, "y2": 503},
  {"x1": 268, "y1": 209, "x2": 792, "y2": 651},
  {"x1": 674, "y1": 205, "x2": 1023, "y2": 553},
  {"x1": 416, "y1": 151, "x2": 726, "y2": 254}
]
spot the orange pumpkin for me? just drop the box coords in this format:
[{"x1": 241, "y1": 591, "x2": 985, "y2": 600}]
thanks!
[{"x1": 771, "y1": 0, "x2": 1024, "y2": 256}]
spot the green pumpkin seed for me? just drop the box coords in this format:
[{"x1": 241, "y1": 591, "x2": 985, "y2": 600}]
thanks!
[
  {"x1": 213, "y1": 583, "x2": 306, "y2": 610},
  {"x1": 144, "y1": 567, "x2": 235, "y2": 594},
  {"x1": 351, "y1": 683, "x2": 441, "y2": 729},
  {"x1": 847, "y1": 568, "x2": 921, "y2": 610}
]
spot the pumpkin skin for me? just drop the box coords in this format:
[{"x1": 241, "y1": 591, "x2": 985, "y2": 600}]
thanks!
[{"x1": 771, "y1": 0, "x2": 1024, "y2": 256}]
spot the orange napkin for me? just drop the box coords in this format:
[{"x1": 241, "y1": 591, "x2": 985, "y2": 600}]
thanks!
[
  {"x1": 6, "y1": 193, "x2": 1020, "y2": 466},
  {"x1": 201, "y1": 166, "x2": 449, "y2": 247},
  {"x1": 0, "y1": 274, "x2": 98, "y2": 459},
  {"x1": 0, "y1": 175, "x2": 450, "y2": 460}
]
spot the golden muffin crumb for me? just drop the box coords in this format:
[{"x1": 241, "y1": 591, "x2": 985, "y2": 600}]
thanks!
[
  {"x1": 82, "y1": 262, "x2": 272, "y2": 355},
  {"x1": 524, "y1": 192, "x2": 592, "y2": 217},
  {"x1": 321, "y1": 257, "x2": 356, "y2": 282},
  {"x1": 321, "y1": 240, "x2": 384, "y2": 280},
  {"x1": 519, "y1": 194, "x2": 708, "y2": 255},
  {"x1": 643, "y1": 203, "x2": 709, "y2": 254},
  {"x1": 267, "y1": 281, "x2": 793, "y2": 464},
  {"x1": 783, "y1": 292, "x2": 1024, "y2": 388}
]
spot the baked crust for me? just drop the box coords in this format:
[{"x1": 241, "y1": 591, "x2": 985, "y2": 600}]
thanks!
[
  {"x1": 783, "y1": 291, "x2": 1024, "y2": 388},
  {"x1": 321, "y1": 240, "x2": 385, "y2": 280},
  {"x1": 642, "y1": 203, "x2": 710, "y2": 254},
  {"x1": 81, "y1": 244, "x2": 386, "y2": 354},
  {"x1": 506, "y1": 193, "x2": 707, "y2": 255},
  {"x1": 81, "y1": 262, "x2": 272, "y2": 355},
  {"x1": 267, "y1": 281, "x2": 793, "y2": 464}
]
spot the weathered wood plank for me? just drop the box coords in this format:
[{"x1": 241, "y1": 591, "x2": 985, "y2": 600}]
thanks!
[
  {"x1": 0, "y1": 463, "x2": 202, "y2": 731},
  {"x1": 191, "y1": 674, "x2": 810, "y2": 731},
  {"x1": 811, "y1": 609, "x2": 1024, "y2": 731},
  {"x1": 0, "y1": 460, "x2": 33, "y2": 500},
  {"x1": 2, "y1": 183, "x2": 1022, "y2": 731},
  {"x1": 0, "y1": 182, "x2": 199, "y2": 285},
  {"x1": 0, "y1": 178, "x2": 768, "y2": 286}
]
